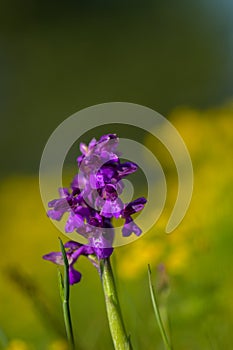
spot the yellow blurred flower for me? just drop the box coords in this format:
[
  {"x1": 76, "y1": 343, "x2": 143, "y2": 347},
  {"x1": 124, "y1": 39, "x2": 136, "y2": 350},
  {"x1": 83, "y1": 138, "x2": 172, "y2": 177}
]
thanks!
[
  {"x1": 117, "y1": 101, "x2": 233, "y2": 279},
  {"x1": 116, "y1": 238, "x2": 164, "y2": 279},
  {"x1": 6, "y1": 339, "x2": 31, "y2": 350},
  {"x1": 47, "y1": 339, "x2": 68, "y2": 350}
]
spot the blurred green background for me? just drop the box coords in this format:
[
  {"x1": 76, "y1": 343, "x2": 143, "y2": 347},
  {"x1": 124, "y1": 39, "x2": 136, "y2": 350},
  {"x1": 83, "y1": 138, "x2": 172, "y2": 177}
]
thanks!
[{"x1": 0, "y1": 1, "x2": 233, "y2": 349}]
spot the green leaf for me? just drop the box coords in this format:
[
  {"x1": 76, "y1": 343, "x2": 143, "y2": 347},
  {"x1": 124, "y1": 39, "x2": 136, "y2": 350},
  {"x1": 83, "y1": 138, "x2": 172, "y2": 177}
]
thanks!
[
  {"x1": 57, "y1": 267, "x2": 64, "y2": 301},
  {"x1": 59, "y1": 237, "x2": 69, "y2": 300}
]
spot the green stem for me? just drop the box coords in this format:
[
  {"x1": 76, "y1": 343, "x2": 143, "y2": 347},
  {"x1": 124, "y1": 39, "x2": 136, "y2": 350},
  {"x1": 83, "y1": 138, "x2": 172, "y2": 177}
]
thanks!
[
  {"x1": 100, "y1": 258, "x2": 132, "y2": 350},
  {"x1": 148, "y1": 264, "x2": 173, "y2": 350},
  {"x1": 62, "y1": 299, "x2": 74, "y2": 349},
  {"x1": 59, "y1": 238, "x2": 75, "y2": 350}
]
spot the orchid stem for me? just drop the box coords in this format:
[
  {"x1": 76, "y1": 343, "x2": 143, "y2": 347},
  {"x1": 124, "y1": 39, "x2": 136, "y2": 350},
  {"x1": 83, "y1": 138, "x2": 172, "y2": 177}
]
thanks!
[
  {"x1": 100, "y1": 258, "x2": 132, "y2": 350},
  {"x1": 59, "y1": 238, "x2": 75, "y2": 350}
]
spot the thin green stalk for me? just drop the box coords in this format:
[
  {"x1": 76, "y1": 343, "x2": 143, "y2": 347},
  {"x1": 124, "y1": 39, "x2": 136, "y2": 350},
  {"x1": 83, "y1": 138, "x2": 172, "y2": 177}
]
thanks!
[
  {"x1": 100, "y1": 257, "x2": 132, "y2": 350},
  {"x1": 148, "y1": 264, "x2": 173, "y2": 350},
  {"x1": 59, "y1": 238, "x2": 75, "y2": 350}
]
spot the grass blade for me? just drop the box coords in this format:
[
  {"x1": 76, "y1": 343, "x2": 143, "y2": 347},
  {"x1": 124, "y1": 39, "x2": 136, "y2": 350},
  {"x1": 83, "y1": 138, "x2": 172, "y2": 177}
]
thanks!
[{"x1": 148, "y1": 264, "x2": 173, "y2": 350}]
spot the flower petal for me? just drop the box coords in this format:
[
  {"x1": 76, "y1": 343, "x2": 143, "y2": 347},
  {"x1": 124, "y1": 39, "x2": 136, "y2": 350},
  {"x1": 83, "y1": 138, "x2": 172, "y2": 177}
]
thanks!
[
  {"x1": 71, "y1": 245, "x2": 96, "y2": 262},
  {"x1": 64, "y1": 241, "x2": 82, "y2": 250},
  {"x1": 94, "y1": 247, "x2": 114, "y2": 259},
  {"x1": 42, "y1": 252, "x2": 63, "y2": 265},
  {"x1": 121, "y1": 197, "x2": 147, "y2": 218},
  {"x1": 100, "y1": 198, "x2": 123, "y2": 218},
  {"x1": 69, "y1": 265, "x2": 82, "y2": 284},
  {"x1": 117, "y1": 162, "x2": 138, "y2": 178},
  {"x1": 122, "y1": 217, "x2": 142, "y2": 237},
  {"x1": 65, "y1": 213, "x2": 84, "y2": 233},
  {"x1": 47, "y1": 209, "x2": 64, "y2": 220}
]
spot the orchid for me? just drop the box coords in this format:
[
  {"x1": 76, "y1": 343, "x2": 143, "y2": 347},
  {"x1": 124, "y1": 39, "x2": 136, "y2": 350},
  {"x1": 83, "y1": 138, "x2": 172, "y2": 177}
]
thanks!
[
  {"x1": 43, "y1": 134, "x2": 146, "y2": 283},
  {"x1": 43, "y1": 133, "x2": 147, "y2": 350}
]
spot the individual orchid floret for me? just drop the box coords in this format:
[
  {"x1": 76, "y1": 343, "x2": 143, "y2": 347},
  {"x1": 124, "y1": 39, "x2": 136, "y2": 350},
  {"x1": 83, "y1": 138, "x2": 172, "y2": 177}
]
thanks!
[
  {"x1": 121, "y1": 197, "x2": 147, "y2": 236},
  {"x1": 43, "y1": 241, "x2": 113, "y2": 285}
]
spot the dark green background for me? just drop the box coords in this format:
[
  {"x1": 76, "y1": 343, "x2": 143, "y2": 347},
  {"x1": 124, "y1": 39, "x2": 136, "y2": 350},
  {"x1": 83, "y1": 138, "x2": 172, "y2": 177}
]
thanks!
[{"x1": 1, "y1": 0, "x2": 233, "y2": 175}]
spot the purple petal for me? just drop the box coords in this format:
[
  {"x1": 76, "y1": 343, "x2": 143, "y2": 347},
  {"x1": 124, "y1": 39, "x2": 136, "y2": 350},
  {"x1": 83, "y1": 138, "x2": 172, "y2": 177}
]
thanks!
[
  {"x1": 71, "y1": 244, "x2": 86, "y2": 259},
  {"x1": 100, "y1": 197, "x2": 123, "y2": 218},
  {"x1": 99, "y1": 165, "x2": 117, "y2": 183},
  {"x1": 98, "y1": 134, "x2": 119, "y2": 153},
  {"x1": 99, "y1": 134, "x2": 117, "y2": 143},
  {"x1": 71, "y1": 245, "x2": 96, "y2": 262},
  {"x1": 95, "y1": 173, "x2": 105, "y2": 188},
  {"x1": 48, "y1": 199, "x2": 60, "y2": 208},
  {"x1": 88, "y1": 235, "x2": 114, "y2": 259},
  {"x1": 100, "y1": 200, "x2": 113, "y2": 218},
  {"x1": 100, "y1": 151, "x2": 119, "y2": 162},
  {"x1": 105, "y1": 184, "x2": 118, "y2": 201},
  {"x1": 88, "y1": 138, "x2": 97, "y2": 150},
  {"x1": 117, "y1": 162, "x2": 138, "y2": 178},
  {"x1": 65, "y1": 213, "x2": 84, "y2": 233},
  {"x1": 88, "y1": 215, "x2": 102, "y2": 228},
  {"x1": 77, "y1": 154, "x2": 84, "y2": 166},
  {"x1": 80, "y1": 142, "x2": 88, "y2": 155},
  {"x1": 112, "y1": 198, "x2": 124, "y2": 218},
  {"x1": 47, "y1": 197, "x2": 71, "y2": 221},
  {"x1": 75, "y1": 206, "x2": 91, "y2": 219},
  {"x1": 122, "y1": 217, "x2": 142, "y2": 237},
  {"x1": 58, "y1": 187, "x2": 70, "y2": 197},
  {"x1": 69, "y1": 265, "x2": 82, "y2": 284},
  {"x1": 53, "y1": 198, "x2": 70, "y2": 211},
  {"x1": 42, "y1": 252, "x2": 63, "y2": 265},
  {"x1": 89, "y1": 173, "x2": 98, "y2": 189},
  {"x1": 47, "y1": 209, "x2": 64, "y2": 220},
  {"x1": 64, "y1": 241, "x2": 82, "y2": 250},
  {"x1": 94, "y1": 247, "x2": 114, "y2": 259},
  {"x1": 121, "y1": 197, "x2": 147, "y2": 218},
  {"x1": 100, "y1": 200, "x2": 114, "y2": 218}
]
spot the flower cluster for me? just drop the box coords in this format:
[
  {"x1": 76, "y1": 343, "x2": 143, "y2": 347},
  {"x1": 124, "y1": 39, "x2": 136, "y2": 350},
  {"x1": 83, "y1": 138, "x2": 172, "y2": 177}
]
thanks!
[{"x1": 43, "y1": 134, "x2": 146, "y2": 284}]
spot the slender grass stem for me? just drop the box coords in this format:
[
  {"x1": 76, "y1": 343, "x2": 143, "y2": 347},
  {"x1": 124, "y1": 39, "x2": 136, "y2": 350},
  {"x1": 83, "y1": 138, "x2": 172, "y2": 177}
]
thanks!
[
  {"x1": 59, "y1": 238, "x2": 75, "y2": 350},
  {"x1": 148, "y1": 264, "x2": 173, "y2": 350},
  {"x1": 100, "y1": 257, "x2": 132, "y2": 350}
]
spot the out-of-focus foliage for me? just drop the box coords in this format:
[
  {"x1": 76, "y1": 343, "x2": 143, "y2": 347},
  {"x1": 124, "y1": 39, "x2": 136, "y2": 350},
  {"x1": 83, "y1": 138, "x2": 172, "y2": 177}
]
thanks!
[
  {"x1": 117, "y1": 101, "x2": 233, "y2": 278},
  {"x1": 0, "y1": 102, "x2": 232, "y2": 349},
  {"x1": 5, "y1": 339, "x2": 30, "y2": 350}
]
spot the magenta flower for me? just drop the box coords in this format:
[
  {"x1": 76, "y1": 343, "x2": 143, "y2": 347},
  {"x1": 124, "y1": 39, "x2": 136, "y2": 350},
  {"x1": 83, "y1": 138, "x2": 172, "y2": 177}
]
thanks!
[{"x1": 43, "y1": 134, "x2": 147, "y2": 284}]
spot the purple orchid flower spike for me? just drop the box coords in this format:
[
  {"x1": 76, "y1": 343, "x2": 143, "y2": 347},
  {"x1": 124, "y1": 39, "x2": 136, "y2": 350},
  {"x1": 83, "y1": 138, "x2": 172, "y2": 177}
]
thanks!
[{"x1": 44, "y1": 134, "x2": 147, "y2": 284}]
